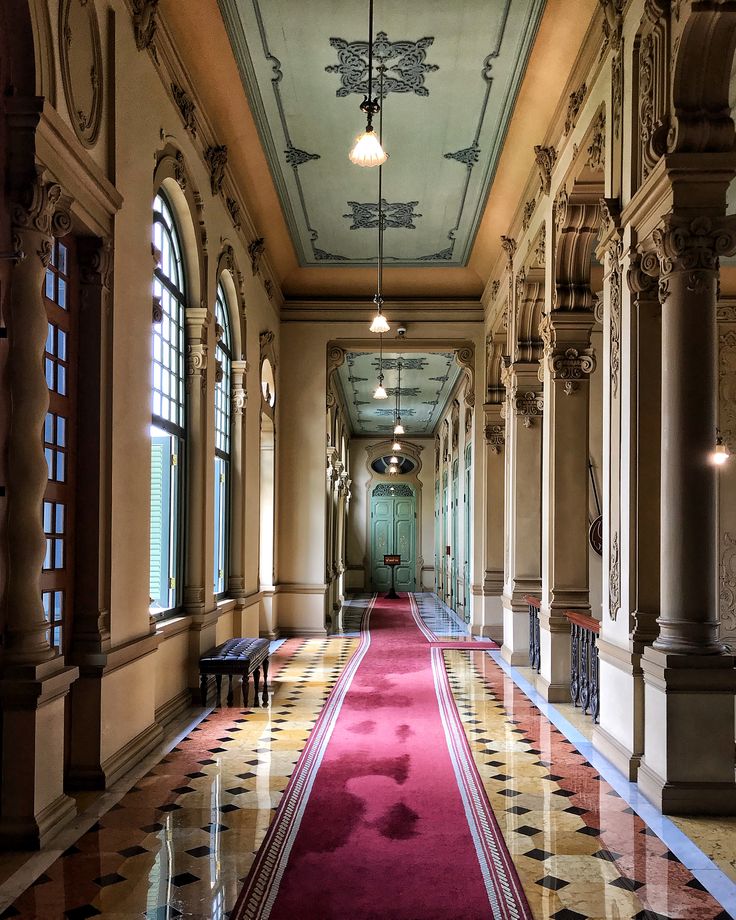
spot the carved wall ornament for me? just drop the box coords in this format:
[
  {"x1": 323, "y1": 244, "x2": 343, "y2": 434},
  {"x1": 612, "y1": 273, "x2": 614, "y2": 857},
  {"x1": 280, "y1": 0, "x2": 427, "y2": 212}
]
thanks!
[
  {"x1": 215, "y1": 359, "x2": 224, "y2": 384},
  {"x1": 500, "y1": 235, "x2": 517, "y2": 266},
  {"x1": 264, "y1": 279, "x2": 274, "y2": 300},
  {"x1": 204, "y1": 144, "x2": 228, "y2": 196},
  {"x1": 515, "y1": 269, "x2": 527, "y2": 303},
  {"x1": 719, "y1": 329, "x2": 736, "y2": 452},
  {"x1": 173, "y1": 150, "x2": 187, "y2": 191},
  {"x1": 586, "y1": 109, "x2": 606, "y2": 171},
  {"x1": 186, "y1": 343, "x2": 208, "y2": 392},
  {"x1": 465, "y1": 408, "x2": 473, "y2": 435},
  {"x1": 248, "y1": 237, "x2": 265, "y2": 275},
  {"x1": 564, "y1": 83, "x2": 587, "y2": 136},
  {"x1": 454, "y1": 346, "x2": 475, "y2": 408},
  {"x1": 152, "y1": 295, "x2": 163, "y2": 325},
  {"x1": 522, "y1": 198, "x2": 536, "y2": 232},
  {"x1": 490, "y1": 279, "x2": 500, "y2": 300},
  {"x1": 593, "y1": 293, "x2": 604, "y2": 325},
  {"x1": 532, "y1": 223, "x2": 546, "y2": 268},
  {"x1": 607, "y1": 238, "x2": 623, "y2": 400},
  {"x1": 514, "y1": 391, "x2": 544, "y2": 427},
  {"x1": 720, "y1": 533, "x2": 736, "y2": 637},
  {"x1": 78, "y1": 236, "x2": 113, "y2": 292},
  {"x1": 484, "y1": 423, "x2": 505, "y2": 454},
  {"x1": 131, "y1": 0, "x2": 159, "y2": 60},
  {"x1": 609, "y1": 531, "x2": 621, "y2": 619},
  {"x1": 637, "y1": 9, "x2": 670, "y2": 183},
  {"x1": 534, "y1": 145, "x2": 557, "y2": 195},
  {"x1": 171, "y1": 83, "x2": 197, "y2": 136},
  {"x1": 553, "y1": 186, "x2": 569, "y2": 233},
  {"x1": 226, "y1": 197, "x2": 241, "y2": 231},
  {"x1": 59, "y1": 0, "x2": 103, "y2": 148},
  {"x1": 11, "y1": 174, "x2": 73, "y2": 265}
]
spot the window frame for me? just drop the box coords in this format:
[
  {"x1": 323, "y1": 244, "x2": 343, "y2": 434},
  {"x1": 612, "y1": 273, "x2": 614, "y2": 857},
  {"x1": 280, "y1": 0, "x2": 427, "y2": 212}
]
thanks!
[
  {"x1": 213, "y1": 279, "x2": 232, "y2": 599},
  {"x1": 150, "y1": 190, "x2": 188, "y2": 620}
]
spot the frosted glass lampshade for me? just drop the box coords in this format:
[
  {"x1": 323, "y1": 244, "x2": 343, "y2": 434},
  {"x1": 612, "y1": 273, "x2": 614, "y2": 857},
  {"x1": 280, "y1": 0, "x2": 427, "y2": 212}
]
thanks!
[
  {"x1": 370, "y1": 311, "x2": 390, "y2": 334},
  {"x1": 393, "y1": 420, "x2": 405, "y2": 435},
  {"x1": 349, "y1": 128, "x2": 388, "y2": 167},
  {"x1": 373, "y1": 383, "x2": 388, "y2": 400}
]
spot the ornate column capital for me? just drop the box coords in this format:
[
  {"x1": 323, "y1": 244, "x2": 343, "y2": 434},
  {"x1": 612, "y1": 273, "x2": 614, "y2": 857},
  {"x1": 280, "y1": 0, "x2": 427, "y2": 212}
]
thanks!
[
  {"x1": 514, "y1": 391, "x2": 544, "y2": 427},
  {"x1": 650, "y1": 214, "x2": 736, "y2": 302},
  {"x1": 11, "y1": 170, "x2": 73, "y2": 265},
  {"x1": 540, "y1": 312, "x2": 596, "y2": 395},
  {"x1": 534, "y1": 145, "x2": 557, "y2": 195}
]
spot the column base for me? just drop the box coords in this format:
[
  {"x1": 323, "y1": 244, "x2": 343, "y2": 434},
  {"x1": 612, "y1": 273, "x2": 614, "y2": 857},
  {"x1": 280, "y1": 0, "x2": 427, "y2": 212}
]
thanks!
[
  {"x1": 638, "y1": 765, "x2": 736, "y2": 815},
  {"x1": 534, "y1": 672, "x2": 570, "y2": 703},
  {"x1": 501, "y1": 645, "x2": 529, "y2": 667},
  {"x1": 0, "y1": 791, "x2": 77, "y2": 851},
  {"x1": 593, "y1": 723, "x2": 641, "y2": 782},
  {"x1": 640, "y1": 647, "x2": 736, "y2": 815}
]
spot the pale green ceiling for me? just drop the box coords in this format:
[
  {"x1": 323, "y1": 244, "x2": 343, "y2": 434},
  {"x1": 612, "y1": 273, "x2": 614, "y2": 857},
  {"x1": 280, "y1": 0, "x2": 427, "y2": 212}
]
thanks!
[
  {"x1": 218, "y1": 0, "x2": 545, "y2": 267},
  {"x1": 336, "y1": 351, "x2": 462, "y2": 437}
]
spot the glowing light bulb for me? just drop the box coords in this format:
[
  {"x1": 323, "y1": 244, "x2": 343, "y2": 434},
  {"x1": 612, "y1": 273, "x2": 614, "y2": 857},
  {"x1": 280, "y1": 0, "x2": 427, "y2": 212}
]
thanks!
[
  {"x1": 390, "y1": 455, "x2": 399, "y2": 464},
  {"x1": 393, "y1": 420, "x2": 405, "y2": 435},
  {"x1": 373, "y1": 383, "x2": 388, "y2": 400},
  {"x1": 349, "y1": 127, "x2": 388, "y2": 167},
  {"x1": 714, "y1": 435, "x2": 729, "y2": 465},
  {"x1": 370, "y1": 311, "x2": 390, "y2": 334},
  {"x1": 392, "y1": 440, "x2": 401, "y2": 452}
]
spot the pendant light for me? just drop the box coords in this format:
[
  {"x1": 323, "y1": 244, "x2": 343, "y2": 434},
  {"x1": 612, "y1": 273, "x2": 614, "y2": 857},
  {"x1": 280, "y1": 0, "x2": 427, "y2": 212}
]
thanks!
[
  {"x1": 349, "y1": 0, "x2": 388, "y2": 168},
  {"x1": 369, "y1": 64, "x2": 390, "y2": 334},
  {"x1": 393, "y1": 357, "x2": 405, "y2": 434},
  {"x1": 373, "y1": 333, "x2": 388, "y2": 399},
  {"x1": 392, "y1": 439, "x2": 402, "y2": 452}
]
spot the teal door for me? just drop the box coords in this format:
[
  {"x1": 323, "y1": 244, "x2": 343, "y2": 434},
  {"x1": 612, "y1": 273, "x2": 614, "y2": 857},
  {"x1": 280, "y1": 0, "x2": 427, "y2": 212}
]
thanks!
[
  {"x1": 371, "y1": 483, "x2": 416, "y2": 592},
  {"x1": 464, "y1": 443, "x2": 472, "y2": 623}
]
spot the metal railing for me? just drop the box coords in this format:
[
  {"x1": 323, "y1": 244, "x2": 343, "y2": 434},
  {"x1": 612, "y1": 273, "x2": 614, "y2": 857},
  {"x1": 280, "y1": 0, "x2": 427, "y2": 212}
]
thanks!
[
  {"x1": 524, "y1": 595, "x2": 541, "y2": 672},
  {"x1": 565, "y1": 610, "x2": 600, "y2": 723}
]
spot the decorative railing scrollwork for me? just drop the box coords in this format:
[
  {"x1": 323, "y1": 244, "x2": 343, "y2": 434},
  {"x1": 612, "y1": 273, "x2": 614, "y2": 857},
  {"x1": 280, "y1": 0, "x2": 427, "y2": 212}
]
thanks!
[
  {"x1": 565, "y1": 610, "x2": 600, "y2": 722},
  {"x1": 525, "y1": 595, "x2": 541, "y2": 672}
]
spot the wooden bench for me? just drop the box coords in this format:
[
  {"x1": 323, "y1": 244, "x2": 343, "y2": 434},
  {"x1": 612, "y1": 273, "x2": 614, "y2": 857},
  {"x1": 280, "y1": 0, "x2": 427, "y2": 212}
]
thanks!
[{"x1": 199, "y1": 638, "x2": 270, "y2": 708}]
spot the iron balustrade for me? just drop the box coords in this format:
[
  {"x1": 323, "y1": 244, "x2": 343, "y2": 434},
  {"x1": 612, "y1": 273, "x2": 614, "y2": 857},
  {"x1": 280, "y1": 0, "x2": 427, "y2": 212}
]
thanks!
[
  {"x1": 565, "y1": 610, "x2": 600, "y2": 722},
  {"x1": 524, "y1": 595, "x2": 541, "y2": 672}
]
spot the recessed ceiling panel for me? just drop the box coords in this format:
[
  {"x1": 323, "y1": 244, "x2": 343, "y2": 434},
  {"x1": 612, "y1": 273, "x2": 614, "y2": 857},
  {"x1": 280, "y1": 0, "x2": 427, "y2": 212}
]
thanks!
[
  {"x1": 218, "y1": 0, "x2": 545, "y2": 267},
  {"x1": 336, "y1": 351, "x2": 462, "y2": 436}
]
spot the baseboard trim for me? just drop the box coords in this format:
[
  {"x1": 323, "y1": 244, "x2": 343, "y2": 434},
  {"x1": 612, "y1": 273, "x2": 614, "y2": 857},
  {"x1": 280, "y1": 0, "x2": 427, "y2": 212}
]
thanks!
[
  {"x1": 155, "y1": 688, "x2": 197, "y2": 728},
  {"x1": 638, "y1": 762, "x2": 736, "y2": 815},
  {"x1": 99, "y1": 720, "x2": 164, "y2": 788},
  {"x1": 534, "y1": 673, "x2": 570, "y2": 703},
  {"x1": 278, "y1": 626, "x2": 328, "y2": 638}
]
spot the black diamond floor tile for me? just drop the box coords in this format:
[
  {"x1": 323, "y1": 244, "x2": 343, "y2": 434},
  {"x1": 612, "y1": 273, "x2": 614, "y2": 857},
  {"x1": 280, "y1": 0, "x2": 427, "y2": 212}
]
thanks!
[
  {"x1": 524, "y1": 848, "x2": 553, "y2": 861},
  {"x1": 119, "y1": 845, "x2": 149, "y2": 858},
  {"x1": 186, "y1": 845, "x2": 212, "y2": 857},
  {"x1": 536, "y1": 875, "x2": 570, "y2": 891},
  {"x1": 551, "y1": 910, "x2": 587, "y2": 920},
  {"x1": 609, "y1": 876, "x2": 644, "y2": 892},
  {"x1": 171, "y1": 872, "x2": 200, "y2": 887},
  {"x1": 515, "y1": 825, "x2": 543, "y2": 836},
  {"x1": 65, "y1": 908, "x2": 102, "y2": 920}
]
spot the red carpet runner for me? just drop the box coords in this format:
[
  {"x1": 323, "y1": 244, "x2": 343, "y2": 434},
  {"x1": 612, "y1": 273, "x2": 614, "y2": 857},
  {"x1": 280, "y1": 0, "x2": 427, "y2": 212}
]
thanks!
[{"x1": 232, "y1": 595, "x2": 531, "y2": 920}]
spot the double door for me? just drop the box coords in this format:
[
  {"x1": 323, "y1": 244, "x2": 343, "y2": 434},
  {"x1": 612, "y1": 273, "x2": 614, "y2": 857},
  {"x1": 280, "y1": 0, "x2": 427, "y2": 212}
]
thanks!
[{"x1": 371, "y1": 484, "x2": 416, "y2": 592}]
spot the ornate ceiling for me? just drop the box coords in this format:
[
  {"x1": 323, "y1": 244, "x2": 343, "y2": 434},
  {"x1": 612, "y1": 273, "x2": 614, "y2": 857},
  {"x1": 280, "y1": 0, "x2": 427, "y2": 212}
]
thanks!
[
  {"x1": 218, "y1": 0, "x2": 545, "y2": 269},
  {"x1": 336, "y1": 351, "x2": 462, "y2": 437}
]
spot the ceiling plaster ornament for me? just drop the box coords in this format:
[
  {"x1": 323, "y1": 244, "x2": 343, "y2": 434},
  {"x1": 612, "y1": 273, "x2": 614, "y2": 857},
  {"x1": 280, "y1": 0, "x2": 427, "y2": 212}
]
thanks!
[
  {"x1": 248, "y1": 238, "x2": 265, "y2": 275},
  {"x1": 609, "y1": 531, "x2": 621, "y2": 619},
  {"x1": 514, "y1": 391, "x2": 544, "y2": 428},
  {"x1": 522, "y1": 198, "x2": 536, "y2": 232},
  {"x1": 564, "y1": 83, "x2": 587, "y2": 136},
  {"x1": 444, "y1": 144, "x2": 481, "y2": 167},
  {"x1": 59, "y1": 0, "x2": 104, "y2": 148},
  {"x1": 285, "y1": 145, "x2": 320, "y2": 168},
  {"x1": 587, "y1": 109, "x2": 606, "y2": 171},
  {"x1": 500, "y1": 235, "x2": 517, "y2": 266},
  {"x1": 171, "y1": 83, "x2": 197, "y2": 136},
  {"x1": 534, "y1": 145, "x2": 557, "y2": 195},
  {"x1": 344, "y1": 199, "x2": 422, "y2": 230},
  {"x1": 326, "y1": 32, "x2": 438, "y2": 98},
  {"x1": 226, "y1": 197, "x2": 241, "y2": 231},
  {"x1": 131, "y1": 0, "x2": 159, "y2": 61},
  {"x1": 484, "y1": 423, "x2": 505, "y2": 454},
  {"x1": 204, "y1": 145, "x2": 228, "y2": 196}
]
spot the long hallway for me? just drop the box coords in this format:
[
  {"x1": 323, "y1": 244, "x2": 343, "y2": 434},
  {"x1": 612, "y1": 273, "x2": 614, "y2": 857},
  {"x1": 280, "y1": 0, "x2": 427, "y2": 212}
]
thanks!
[{"x1": 1, "y1": 595, "x2": 732, "y2": 919}]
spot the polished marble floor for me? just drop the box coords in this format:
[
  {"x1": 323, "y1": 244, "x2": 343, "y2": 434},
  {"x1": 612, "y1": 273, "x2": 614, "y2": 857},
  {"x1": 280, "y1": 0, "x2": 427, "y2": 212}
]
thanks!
[{"x1": 1, "y1": 594, "x2": 735, "y2": 919}]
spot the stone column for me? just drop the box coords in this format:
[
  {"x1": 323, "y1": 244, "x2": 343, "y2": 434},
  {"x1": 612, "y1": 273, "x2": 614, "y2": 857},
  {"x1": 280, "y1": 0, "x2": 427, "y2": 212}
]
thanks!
[
  {"x1": 538, "y1": 311, "x2": 596, "y2": 701},
  {"x1": 67, "y1": 237, "x2": 114, "y2": 789},
  {"x1": 501, "y1": 363, "x2": 544, "y2": 664},
  {"x1": 481, "y1": 403, "x2": 505, "y2": 641},
  {"x1": 639, "y1": 213, "x2": 736, "y2": 813},
  {"x1": 0, "y1": 170, "x2": 79, "y2": 847},
  {"x1": 183, "y1": 307, "x2": 209, "y2": 619},
  {"x1": 228, "y1": 359, "x2": 247, "y2": 625}
]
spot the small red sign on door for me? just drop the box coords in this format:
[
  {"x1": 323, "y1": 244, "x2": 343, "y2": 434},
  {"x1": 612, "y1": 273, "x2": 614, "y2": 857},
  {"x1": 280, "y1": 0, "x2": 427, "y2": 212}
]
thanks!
[{"x1": 384, "y1": 554, "x2": 401, "y2": 566}]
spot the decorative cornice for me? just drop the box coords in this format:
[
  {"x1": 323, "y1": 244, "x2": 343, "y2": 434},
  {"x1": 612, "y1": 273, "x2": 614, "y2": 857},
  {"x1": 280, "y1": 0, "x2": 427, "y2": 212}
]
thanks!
[
  {"x1": 534, "y1": 145, "x2": 557, "y2": 195},
  {"x1": 248, "y1": 237, "x2": 265, "y2": 275},
  {"x1": 564, "y1": 83, "x2": 587, "y2": 136},
  {"x1": 131, "y1": 0, "x2": 159, "y2": 61},
  {"x1": 204, "y1": 144, "x2": 228, "y2": 196},
  {"x1": 171, "y1": 82, "x2": 196, "y2": 136}
]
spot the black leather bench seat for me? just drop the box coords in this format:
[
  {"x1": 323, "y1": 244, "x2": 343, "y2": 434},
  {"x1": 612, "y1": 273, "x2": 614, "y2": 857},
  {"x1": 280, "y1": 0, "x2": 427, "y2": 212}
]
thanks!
[{"x1": 199, "y1": 637, "x2": 270, "y2": 708}]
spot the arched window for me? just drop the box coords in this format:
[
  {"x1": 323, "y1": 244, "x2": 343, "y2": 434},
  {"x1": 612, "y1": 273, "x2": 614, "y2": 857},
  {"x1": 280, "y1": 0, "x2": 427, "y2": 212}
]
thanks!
[
  {"x1": 214, "y1": 280, "x2": 232, "y2": 597},
  {"x1": 150, "y1": 191, "x2": 186, "y2": 615}
]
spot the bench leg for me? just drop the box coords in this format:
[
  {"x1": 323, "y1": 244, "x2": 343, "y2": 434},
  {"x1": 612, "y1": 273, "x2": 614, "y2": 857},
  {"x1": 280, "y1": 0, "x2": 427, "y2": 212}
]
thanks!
[
  {"x1": 227, "y1": 674, "x2": 234, "y2": 707},
  {"x1": 215, "y1": 674, "x2": 222, "y2": 707},
  {"x1": 200, "y1": 674, "x2": 207, "y2": 708},
  {"x1": 253, "y1": 667, "x2": 261, "y2": 708},
  {"x1": 262, "y1": 659, "x2": 269, "y2": 706}
]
